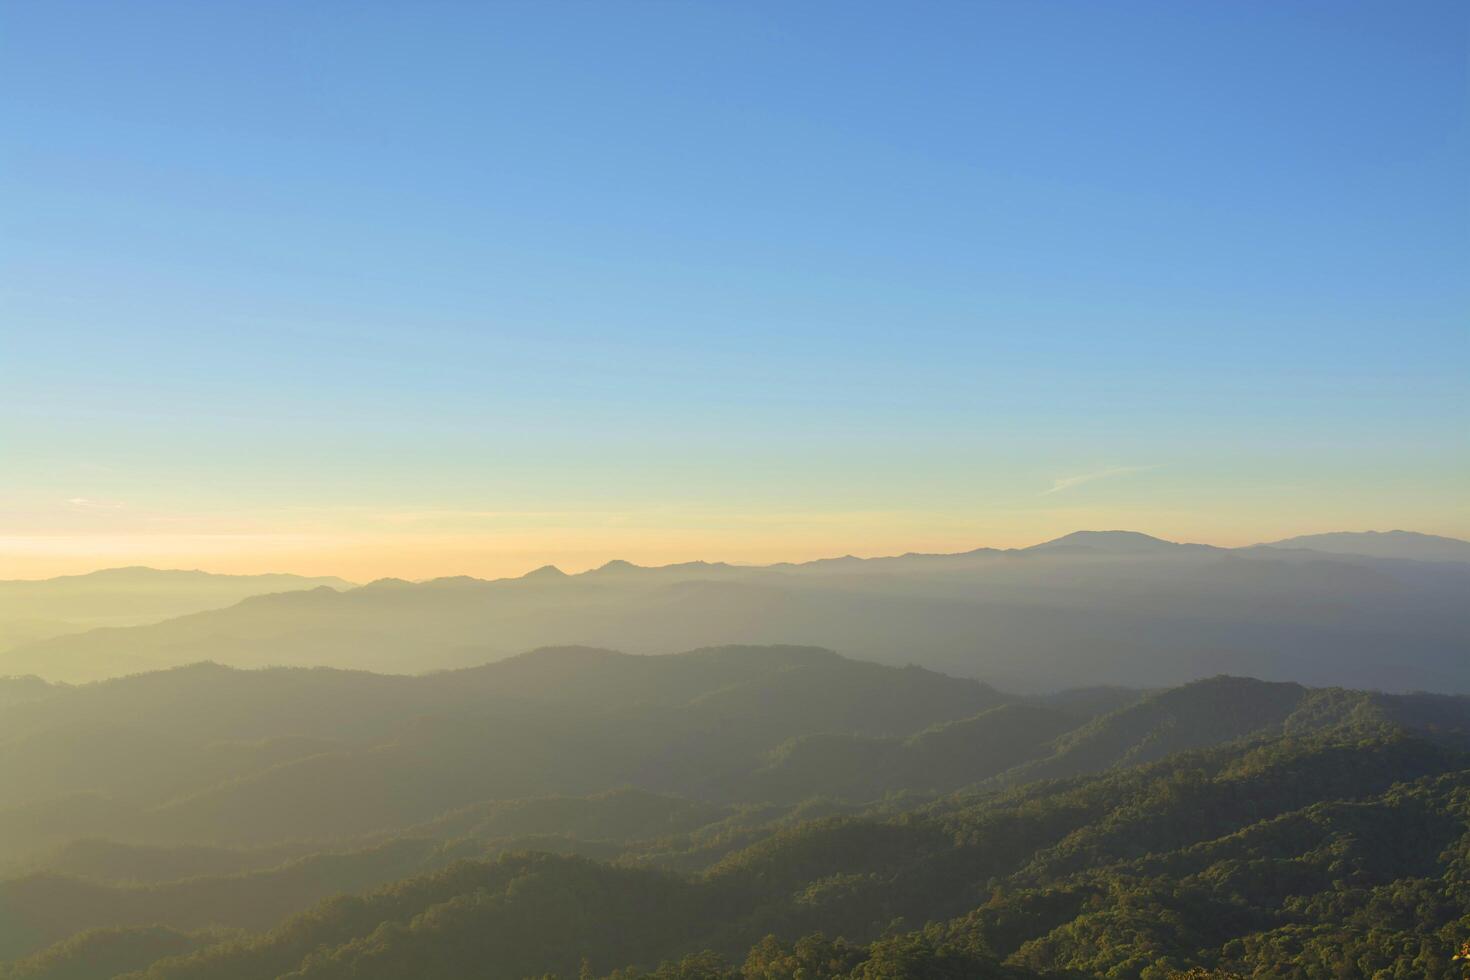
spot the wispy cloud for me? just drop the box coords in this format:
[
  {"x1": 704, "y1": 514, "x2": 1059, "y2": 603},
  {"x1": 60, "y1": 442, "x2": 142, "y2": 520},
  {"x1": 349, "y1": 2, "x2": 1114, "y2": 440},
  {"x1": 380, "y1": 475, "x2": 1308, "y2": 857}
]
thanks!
[
  {"x1": 66, "y1": 497, "x2": 126, "y2": 510},
  {"x1": 1044, "y1": 465, "x2": 1159, "y2": 495}
]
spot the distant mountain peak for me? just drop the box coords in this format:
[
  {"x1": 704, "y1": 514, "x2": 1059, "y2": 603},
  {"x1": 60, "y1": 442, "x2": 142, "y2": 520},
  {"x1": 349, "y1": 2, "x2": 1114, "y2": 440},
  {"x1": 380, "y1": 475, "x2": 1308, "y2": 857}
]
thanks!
[
  {"x1": 1260, "y1": 530, "x2": 1470, "y2": 563},
  {"x1": 362, "y1": 577, "x2": 415, "y2": 590},
  {"x1": 594, "y1": 559, "x2": 639, "y2": 573},
  {"x1": 3, "y1": 566, "x2": 353, "y2": 588},
  {"x1": 406, "y1": 575, "x2": 499, "y2": 592},
  {"x1": 521, "y1": 565, "x2": 568, "y2": 580},
  {"x1": 585, "y1": 559, "x2": 735, "y2": 577},
  {"x1": 1024, "y1": 530, "x2": 1188, "y2": 554}
]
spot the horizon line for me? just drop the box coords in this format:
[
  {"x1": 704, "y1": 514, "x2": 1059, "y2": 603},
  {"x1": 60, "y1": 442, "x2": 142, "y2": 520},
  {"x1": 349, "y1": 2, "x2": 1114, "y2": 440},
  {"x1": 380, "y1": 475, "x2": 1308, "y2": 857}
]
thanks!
[{"x1": 2, "y1": 526, "x2": 1458, "y2": 585}]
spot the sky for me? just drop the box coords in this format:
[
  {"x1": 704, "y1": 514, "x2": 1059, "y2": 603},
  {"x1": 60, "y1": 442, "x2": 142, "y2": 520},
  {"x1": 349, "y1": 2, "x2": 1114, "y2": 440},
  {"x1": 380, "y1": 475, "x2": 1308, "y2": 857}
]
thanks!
[{"x1": 2, "y1": 1, "x2": 1467, "y2": 581}]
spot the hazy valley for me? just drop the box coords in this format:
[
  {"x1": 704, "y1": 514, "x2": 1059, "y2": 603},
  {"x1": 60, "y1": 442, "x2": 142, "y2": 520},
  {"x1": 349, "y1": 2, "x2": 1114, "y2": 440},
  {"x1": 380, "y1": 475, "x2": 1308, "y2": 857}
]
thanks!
[
  {"x1": 0, "y1": 569, "x2": 353, "y2": 657},
  {"x1": 6, "y1": 531, "x2": 1465, "y2": 694},
  {"x1": 0, "y1": 640, "x2": 1465, "y2": 978},
  {"x1": 0, "y1": 532, "x2": 1467, "y2": 977},
  {"x1": 12, "y1": 2, "x2": 1466, "y2": 973}
]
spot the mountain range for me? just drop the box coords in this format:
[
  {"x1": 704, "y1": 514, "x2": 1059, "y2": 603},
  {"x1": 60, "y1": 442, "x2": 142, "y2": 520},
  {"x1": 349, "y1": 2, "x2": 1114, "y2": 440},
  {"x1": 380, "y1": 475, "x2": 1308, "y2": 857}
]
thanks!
[
  {"x1": 1262, "y1": 529, "x2": 1470, "y2": 562},
  {"x1": 0, "y1": 568, "x2": 352, "y2": 653},
  {"x1": 0, "y1": 643, "x2": 1465, "y2": 978},
  {"x1": 4, "y1": 530, "x2": 1465, "y2": 692}
]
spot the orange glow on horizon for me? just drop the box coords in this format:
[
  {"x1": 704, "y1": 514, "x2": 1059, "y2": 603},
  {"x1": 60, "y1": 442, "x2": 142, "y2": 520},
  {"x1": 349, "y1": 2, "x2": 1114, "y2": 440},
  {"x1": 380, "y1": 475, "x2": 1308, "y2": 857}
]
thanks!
[{"x1": 4, "y1": 506, "x2": 1461, "y2": 582}]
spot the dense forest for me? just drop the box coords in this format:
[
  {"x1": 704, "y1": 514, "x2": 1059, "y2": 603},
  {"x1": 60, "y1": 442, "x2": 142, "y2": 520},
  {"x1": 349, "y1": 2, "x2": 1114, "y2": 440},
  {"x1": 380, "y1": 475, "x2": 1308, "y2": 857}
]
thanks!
[
  {"x1": 0, "y1": 645, "x2": 1465, "y2": 978},
  {"x1": 10, "y1": 0, "x2": 1467, "y2": 971}
]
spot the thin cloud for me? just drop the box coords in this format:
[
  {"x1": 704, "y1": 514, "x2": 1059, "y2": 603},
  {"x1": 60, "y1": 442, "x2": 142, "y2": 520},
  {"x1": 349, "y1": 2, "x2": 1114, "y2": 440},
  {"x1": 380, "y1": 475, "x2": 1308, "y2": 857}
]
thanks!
[
  {"x1": 66, "y1": 497, "x2": 125, "y2": 510},
  {"x1": 1044, "y1": 465, "x2": 1159, "y2": 495}
]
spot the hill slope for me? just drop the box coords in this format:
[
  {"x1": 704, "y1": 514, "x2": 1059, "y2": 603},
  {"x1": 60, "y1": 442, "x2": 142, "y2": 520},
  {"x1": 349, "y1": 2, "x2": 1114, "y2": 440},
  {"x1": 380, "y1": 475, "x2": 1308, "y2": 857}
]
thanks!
[
  {"x1": 0, "y1": 568, "x2": 352, "y2": 655},
  {"x1": 1262, "y1": 529, "x2": 1470, "y2": 563},
  {"x1": 44, "y1": 731, "x2": 1464, "y2": 980},
  {"x1": 0, "y1": 647, "x2": 1466, "y2": 975}
]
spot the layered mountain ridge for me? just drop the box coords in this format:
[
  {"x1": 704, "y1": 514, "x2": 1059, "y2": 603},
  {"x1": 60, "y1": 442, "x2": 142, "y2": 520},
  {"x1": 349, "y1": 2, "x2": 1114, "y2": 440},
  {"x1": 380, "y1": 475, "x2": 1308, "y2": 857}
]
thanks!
[
  {"x1": 0, "y1": 644, "x2": 1465, "y2": 978},
  {"x1": 6, "y1": 530, "x2": 1465, "y2": 692}
]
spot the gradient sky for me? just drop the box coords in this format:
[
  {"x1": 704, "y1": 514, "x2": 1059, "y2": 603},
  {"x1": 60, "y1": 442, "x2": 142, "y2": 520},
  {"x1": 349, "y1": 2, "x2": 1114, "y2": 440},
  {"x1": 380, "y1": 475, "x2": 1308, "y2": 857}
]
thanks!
[{"x1": 3, "y1": 1, "x2": 1467, "y2": 581}]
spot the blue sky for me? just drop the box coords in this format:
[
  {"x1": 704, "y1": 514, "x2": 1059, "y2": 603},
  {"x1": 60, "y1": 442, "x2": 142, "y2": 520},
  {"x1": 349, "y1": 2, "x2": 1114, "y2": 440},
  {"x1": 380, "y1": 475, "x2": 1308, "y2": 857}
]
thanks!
[{"x1": 2, "y1": 1, "x2": 1466, "y2": 578}]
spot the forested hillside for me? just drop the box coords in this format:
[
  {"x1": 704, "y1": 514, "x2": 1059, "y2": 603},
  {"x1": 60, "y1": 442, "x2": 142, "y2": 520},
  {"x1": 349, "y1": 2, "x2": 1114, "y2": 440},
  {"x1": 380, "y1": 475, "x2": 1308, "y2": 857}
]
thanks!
[
  {"x1": 11, "y1": 0, "x2": 1465, "y2": 973},
  {"x1": 0, "y1": 646, "x2": 1465, "y2": 977}
]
